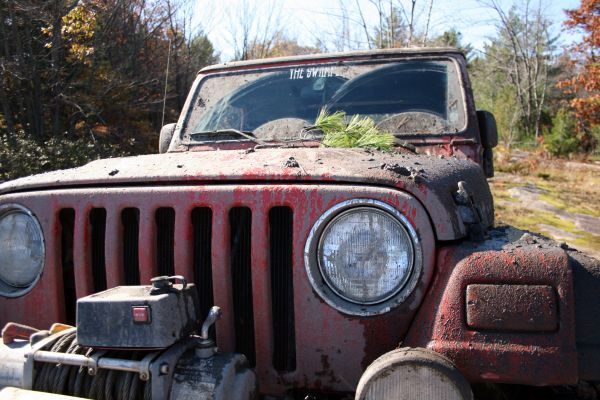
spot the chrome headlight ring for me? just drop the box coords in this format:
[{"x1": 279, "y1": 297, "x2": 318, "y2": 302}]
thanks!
[
  {"x1": 0, "y1": 203, "x2": 45, "y2": 298},
  {"x1": 304, "y1": 199, "x2": 423, "y2": 316}
]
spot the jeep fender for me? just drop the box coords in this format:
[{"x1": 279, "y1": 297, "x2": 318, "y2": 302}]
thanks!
[{"x1": 404, "y1": 228, "x2": 585, "y2": 386}]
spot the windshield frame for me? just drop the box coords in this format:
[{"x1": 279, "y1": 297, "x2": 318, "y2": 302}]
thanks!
[{"x1": 172, "y1": 53, "x2": 471, "y2": 150}]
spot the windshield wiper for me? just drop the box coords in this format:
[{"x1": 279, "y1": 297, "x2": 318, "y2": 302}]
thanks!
[{"x1": 190, "y1": 129, "x2": 266, "y2": 146}]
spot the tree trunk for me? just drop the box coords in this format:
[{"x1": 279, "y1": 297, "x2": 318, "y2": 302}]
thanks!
[
  {"x1": 0, "y1": 74, "x2": 16, "y2": 139},
  {"x1": 51, "y1": 3, "x2": 64, "y2": 137}
]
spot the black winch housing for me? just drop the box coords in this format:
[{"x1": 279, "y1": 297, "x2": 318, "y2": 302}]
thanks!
[{"x1": 76, "y1": 275, "x2": 200, "y2": 349}]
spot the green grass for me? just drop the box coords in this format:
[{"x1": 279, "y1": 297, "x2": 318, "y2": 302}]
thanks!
[
  {"x1": 538, "y1": 192, "x2": 600, "y2": 218},
  {"x1": 490, "y1": 150, "x2": 600, "y2": 257},
  {"x1": 571, "y1": 231, "x2": 600, "y2": 252},
  {"x1": 494, "y1": 198, "x2": 600, "y2": 249},
  {"x1": 507, "y1": 208, "x2": 577, "y2": 233}
]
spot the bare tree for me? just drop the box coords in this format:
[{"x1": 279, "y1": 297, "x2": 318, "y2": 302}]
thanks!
[
  {"x1": 422, "y1": 0, "x2": 433, "y2": 46},
  {"x1": 480, "y1": 0, "x2": 553, "y2": 139},
  {"x1": 333, "y1": 0, "x2": 374, "y2": 50},
  {"x1": 287, "y1": 1, "x2": 441, "y2": 53},
  {"x1": 225, "y1": 0, "x2": 284, "y2": 60},
  {"x1": 407, "y1": 0, "x2": 416, "y2": 45},
  {"x1": 354, "y1": 0, "x2": 373, "y2": 49}
]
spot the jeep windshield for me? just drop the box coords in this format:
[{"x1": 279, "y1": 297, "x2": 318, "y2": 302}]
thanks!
[{"x1": 182, "y1": 58, "x2": 466, "y2": 144}]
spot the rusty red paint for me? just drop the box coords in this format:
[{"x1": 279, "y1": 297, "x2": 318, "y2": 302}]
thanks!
[
  {"x1": 73, "y1": 207, "x2": 93, "y2": 297},
  {"x1": 0, "y1": 183, "x2": 434, "y2": 395},
  {"x1": 466, "y1": 284, "x2": 558, "y2": 332},
  {"x1": 251, "y1": 207, "x2": 275, "y2": 382},
  {"x1": 138, "y1": 206, "x2": 158, "y2": 283},
  {"x1": 105, "y1": 211, "x2": 124, "y2": 287},
  {"x1": 480, "y1": 372, "x2": 500, "y2": 380},
  {"x1": 0, "y1": 147, "x2": 493, "y2": 242},
  {"x1": 405, "y1": 243, "x2": 578, "y2": 386},
  {"x1": 211, "y1": 204, "x2": 236, "y2": 353}
]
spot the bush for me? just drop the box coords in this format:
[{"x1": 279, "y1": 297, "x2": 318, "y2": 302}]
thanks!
[
  {"x1": 0, "y1": 131, "x2": 135, "y2": 182},
  {"x1": 543, "y1": 107, "x2": 580, "y2": 157},
  {"x1": 591, "y1": 124, "x2": 600, "y2": 157}
]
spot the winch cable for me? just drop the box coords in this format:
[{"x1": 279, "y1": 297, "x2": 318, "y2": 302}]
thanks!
[
  {"x1": 88, "y1": 368, "x2": 108, "y2": 399},
  {"x1": 104, "y1": 370, "x2": 116, "y2": 400},
  {"x1": 57, "y1": 337, "x2": 81, "y2": 393},
  {"x1": 35, "y1": 331, "x2": 76, "y2": 392},
  {"x1": 32, "y1": 333, "x2": 151, "y2": 400},
  {"x1": 144, "y1": 373, "x2": 152, "y2": 400}
]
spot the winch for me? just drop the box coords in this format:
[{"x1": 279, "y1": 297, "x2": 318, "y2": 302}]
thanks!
[{"x1": 0, "y1": 276, "x2": 257, "y2": 400}]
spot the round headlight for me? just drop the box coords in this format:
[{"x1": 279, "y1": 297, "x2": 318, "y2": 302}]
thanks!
[
  {"x1": 0, "y1": 204, "x2": 45, "y2": 297},
  {"x1": 318, "y1": 207, "x2": 414, "y2": 304},
  {"x1": 305, "y1": 199, "x2": 422, "y2": 315}
]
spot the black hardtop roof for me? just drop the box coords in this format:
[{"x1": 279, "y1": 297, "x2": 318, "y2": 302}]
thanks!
[{"x1": 199, "y1": 47, "x2": 464, "y2": 74}]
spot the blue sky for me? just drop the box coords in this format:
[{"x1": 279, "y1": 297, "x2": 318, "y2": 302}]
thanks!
[{"x1": 193, "y1": 0, "x2": 582, "y2": 61}]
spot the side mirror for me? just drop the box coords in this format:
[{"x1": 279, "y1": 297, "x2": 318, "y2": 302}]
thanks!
[
  {"x1": 477, "y1": 110, "x2": 498, "y2": 148},
  {"x1": 159, "y1": 123, "x2": 176, "y2": 154},
  {"x1": 476, "y1": 110, "x2": 498, "y2": 178}
]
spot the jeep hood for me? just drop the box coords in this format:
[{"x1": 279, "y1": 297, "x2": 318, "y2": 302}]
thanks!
[{"x1": 0, "y1": 147, "x2": 493, "y2": 241}]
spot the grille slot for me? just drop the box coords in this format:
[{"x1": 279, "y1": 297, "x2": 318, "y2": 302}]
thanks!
[
  {"x1": 121, "y1": 208, "x2": 140, "y2": 285},
  {"x1": 59, "y1": 209, "x2": 76, "y2": 325},
  {"x1": 230, "y1": 207, "x2": 256, "y2": 367},
  {"x1": 58, "y1": 198, "x2": 297, "y2": 372},
  {"x1": 89, "y1": 208, "x2": 107, "y2": 293},
  {"x1": 192, "y1": 207, "x2": 214, "y2": 325},
  {"x1": 156, "y1": 208, "x2": 175, "y2": 276},
  {"x1": 269, "y1": 206, "x2": 296, "y2": 371}
]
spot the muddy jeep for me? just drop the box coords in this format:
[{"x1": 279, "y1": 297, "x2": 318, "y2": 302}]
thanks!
[{"x1": 0, "y1": 48, "x2": 599, "y2": 400}]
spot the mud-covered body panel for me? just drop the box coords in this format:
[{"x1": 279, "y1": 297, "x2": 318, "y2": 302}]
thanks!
[
  {"x1": 405, "y1": 227, "x2": 600, "y2": 385},
  {"x1": 0, "y1": 148, "x2": 493, "y2": 241},
  {"x1": 570, "y1": 250, "x2": 600, "y2": 380},
  {"x1": 0, "y1": 184, "x2": 437, "y2": 395}
]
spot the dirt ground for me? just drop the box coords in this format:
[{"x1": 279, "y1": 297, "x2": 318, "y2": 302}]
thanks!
[{"x1": 489, "y1": 148, "x2": 600, "y2": 259}]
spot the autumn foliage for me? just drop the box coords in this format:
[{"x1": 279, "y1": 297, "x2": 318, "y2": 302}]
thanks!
[
  {"x1": 558, "y1": 0, "x2": 600, "y2": 140},
  {"x1": 0, "y1": 0, "x2": 219, "y2": 180}
]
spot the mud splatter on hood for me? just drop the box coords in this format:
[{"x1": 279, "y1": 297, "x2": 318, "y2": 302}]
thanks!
[{"x1": 0, "y1": 147, "x2": 493, "y2": 240}]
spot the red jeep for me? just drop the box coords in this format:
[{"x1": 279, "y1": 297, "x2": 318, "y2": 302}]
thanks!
[{"x1": 0, "y1": 48, "x2": 598, "y2": 400}]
